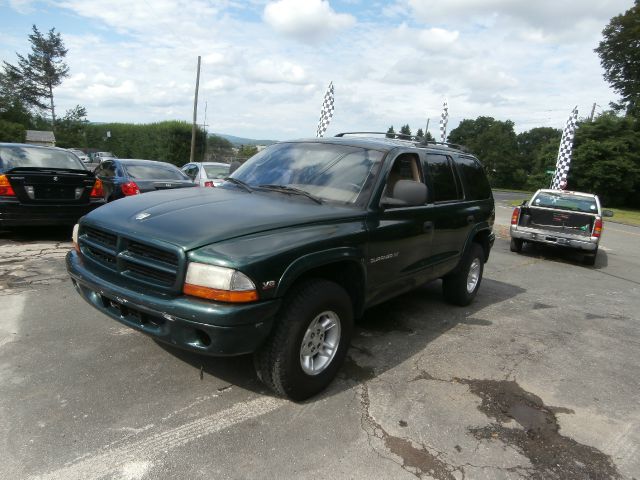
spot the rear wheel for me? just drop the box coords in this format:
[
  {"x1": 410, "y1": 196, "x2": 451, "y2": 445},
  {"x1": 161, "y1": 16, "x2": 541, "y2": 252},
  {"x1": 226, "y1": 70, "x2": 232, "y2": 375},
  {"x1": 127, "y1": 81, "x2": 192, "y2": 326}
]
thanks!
[
  {"x1": 510, "y1": 238, "x2": 523, "y2": 253},
  {"x1": 443, "y1": 243, "x2": 485, "y2": 306},
  {"x1": 583, "y1": 248, "x2": 598, "y2": 266},
  {"x1": 254, "y1": 279, "x2": 353, "y2": 401}
]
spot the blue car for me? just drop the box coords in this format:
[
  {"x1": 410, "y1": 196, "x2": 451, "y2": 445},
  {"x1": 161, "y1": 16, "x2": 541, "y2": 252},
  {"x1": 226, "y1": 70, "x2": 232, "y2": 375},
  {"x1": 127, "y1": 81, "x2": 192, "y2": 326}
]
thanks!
[{"x1": 94, "y1": 159, "x2": 196, "y2": 202}]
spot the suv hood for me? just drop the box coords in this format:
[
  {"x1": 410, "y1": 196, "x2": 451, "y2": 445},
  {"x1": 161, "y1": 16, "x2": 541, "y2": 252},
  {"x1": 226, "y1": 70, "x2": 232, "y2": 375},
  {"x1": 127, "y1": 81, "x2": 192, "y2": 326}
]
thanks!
[{"x1": 82, "y1": 187, "x2": 362, "y2": 251}]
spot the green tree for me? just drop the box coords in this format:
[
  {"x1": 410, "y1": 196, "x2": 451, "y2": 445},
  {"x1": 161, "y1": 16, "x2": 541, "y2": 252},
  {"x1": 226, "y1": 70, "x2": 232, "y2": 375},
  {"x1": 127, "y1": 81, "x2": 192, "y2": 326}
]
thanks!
[
  {"x1": 570, "y1": 113, "x2": 640, "y2": 207},
  {"x1": 399, "y1": 124, "x2": 412, "y2": 137},
  {"x1": 206, "y1": 134, "x2": 234, "y2": 161},
  {"x1": 448, "y1": 116, "x2": 520, "y2": 188},
  {"x1": 595, "y1": 1, "x2": 640, "y2": 115},
  {"x1": 0, "y1": 119, "x2": 26, "y2": 142},
  {"x1": 416, "y1": 128, "x2": 424, "y2": 138},
  {"x1": 237, "y1": 144, "x2": 258, "y2": 159},
  {"x1": 386, "y1": 126, "x2": 395, "y2": 138},
  {"x1": 2, "y1": 25, "x2": 70, "y2": 128},
  {"x1": 516, "y1": 127, "x2": 562, "y2": 189},
  {"x1": 55, "y1": 105, "x2": 88, "y2": 148}
]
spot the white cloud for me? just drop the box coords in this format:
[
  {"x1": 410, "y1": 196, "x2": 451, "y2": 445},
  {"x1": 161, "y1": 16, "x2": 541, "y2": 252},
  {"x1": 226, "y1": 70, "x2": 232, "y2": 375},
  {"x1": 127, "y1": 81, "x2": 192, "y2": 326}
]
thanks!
[
  {"x1": 246, "y1": 59, "x2": 308, "y2": 84},
  {"x1": 263, "y1": 0, "x2": 356, "y2": 42}
]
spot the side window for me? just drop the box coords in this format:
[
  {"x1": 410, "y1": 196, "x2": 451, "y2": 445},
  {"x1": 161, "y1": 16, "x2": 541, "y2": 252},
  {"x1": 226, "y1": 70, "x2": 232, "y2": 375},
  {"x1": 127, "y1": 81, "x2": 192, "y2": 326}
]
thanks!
[
  {"x1": 426, "y1": 154, "x2": 461, "y2": 202},
  {"x1": 383, "y1": 153, "x2": 424, "y2": 201},
  {"x1": 456, "y1": 157, "x2": 492, "y2": 200}
]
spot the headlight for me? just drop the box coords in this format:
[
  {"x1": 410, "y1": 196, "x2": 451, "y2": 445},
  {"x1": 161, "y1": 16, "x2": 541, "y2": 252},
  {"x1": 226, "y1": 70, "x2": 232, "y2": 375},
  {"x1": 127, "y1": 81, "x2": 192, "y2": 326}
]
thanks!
[{"x1": 183, "y1": 262, "x2": 258, "y2": 303}]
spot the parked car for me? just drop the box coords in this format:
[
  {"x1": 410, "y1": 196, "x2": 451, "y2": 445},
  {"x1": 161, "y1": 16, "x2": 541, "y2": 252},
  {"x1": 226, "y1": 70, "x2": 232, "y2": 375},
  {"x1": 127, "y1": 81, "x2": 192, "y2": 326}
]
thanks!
[
  {"x1": 0, "y1": 143, "x2": 105, "y2": 227},
  {"x1": 93, "y1": 159, "x2": 196, "y2": 202},
  {"x1": 67, "y1": 134, "x2": 495, "y2": 399},
  {"x1": 510, "y1": 189, "x2": 613, "y2": 265},
  {"x1": 67, "y1": 148, "x2": 89, "y2": 163},
  {"x1": 94, "y1": 151, "x2": 117, "y2": 163},
  {"x1": 181, "y1": 162, "x2": 230, "y2": 187}
]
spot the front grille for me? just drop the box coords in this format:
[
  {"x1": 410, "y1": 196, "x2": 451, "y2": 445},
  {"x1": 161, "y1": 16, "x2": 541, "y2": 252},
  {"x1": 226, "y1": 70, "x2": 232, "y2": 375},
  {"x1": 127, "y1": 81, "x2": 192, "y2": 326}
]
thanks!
[
  {"x1": 128, "y1": 241, "x2": 178, "y2": 266},
  {"x1": 79, "y1": 226, "x2": 183, "y2": 292}
]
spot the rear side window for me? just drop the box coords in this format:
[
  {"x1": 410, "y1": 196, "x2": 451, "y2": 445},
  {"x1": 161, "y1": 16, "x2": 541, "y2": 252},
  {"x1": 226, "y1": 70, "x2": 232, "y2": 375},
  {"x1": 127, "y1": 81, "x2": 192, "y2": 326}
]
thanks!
[
  {"x1": 124, "y1": 164, "x2": 187, "y2": 180},
  {"x1": 426, "y1": 154, "x2": 460, "y2": 202},
  {"x1": 456, "y1": 157, "x2": 492, "y2": 200}
]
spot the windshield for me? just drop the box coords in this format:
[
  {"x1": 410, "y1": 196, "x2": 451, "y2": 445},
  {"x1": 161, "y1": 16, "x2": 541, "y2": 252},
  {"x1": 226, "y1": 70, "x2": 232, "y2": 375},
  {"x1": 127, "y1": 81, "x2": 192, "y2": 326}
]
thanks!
[
  {"x1": 229, "y1": 142, "x2": 384, "y2": 205},
  {"x1": 203, "y1": 165, "x2": 229, "y2": 179},
  {"x1": 0, "y1": 146, "x2": 86, "y2": 171},
  {"x1": 532, "y1": 192, "x2": 598, "y2": 213},
  {"x1": 124, "y1": 164, "x2": 187, "y2": 180}
]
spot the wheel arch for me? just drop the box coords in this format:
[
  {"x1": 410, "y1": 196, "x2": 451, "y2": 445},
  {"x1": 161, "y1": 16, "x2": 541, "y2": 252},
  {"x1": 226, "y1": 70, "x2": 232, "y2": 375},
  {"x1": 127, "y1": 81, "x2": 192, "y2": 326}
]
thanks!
[{"x1": 276, "y1": 248, "x2": 367, "y2": 318}]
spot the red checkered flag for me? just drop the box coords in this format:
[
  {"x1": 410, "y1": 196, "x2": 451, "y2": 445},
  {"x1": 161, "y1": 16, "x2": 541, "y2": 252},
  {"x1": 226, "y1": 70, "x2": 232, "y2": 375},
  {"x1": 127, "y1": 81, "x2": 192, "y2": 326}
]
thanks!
[
  {"x1": 316, "y1": 82, "x2": 335, "y2": 138},
  {"x1": 550, "y1": 106, "x2": 579, "y2": 190}
]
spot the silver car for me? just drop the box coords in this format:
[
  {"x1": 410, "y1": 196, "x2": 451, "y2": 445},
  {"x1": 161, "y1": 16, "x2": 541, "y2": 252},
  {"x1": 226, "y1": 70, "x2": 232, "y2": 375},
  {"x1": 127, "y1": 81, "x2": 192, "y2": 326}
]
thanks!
[{"x1": 181, "y1": 162, "x2": 230, "y2": 187}]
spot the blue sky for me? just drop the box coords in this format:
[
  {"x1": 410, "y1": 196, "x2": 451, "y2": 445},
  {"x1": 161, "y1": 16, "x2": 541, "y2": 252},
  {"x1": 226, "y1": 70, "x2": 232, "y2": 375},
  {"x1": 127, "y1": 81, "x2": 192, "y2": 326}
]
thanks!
[{"x1": 0, "y1": 0, "x2": 634, "y2": 140}]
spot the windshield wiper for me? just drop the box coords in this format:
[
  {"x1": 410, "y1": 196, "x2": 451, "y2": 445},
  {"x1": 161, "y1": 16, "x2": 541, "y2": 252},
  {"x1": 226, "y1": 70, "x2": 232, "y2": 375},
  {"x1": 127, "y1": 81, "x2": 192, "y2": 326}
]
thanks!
[
  {"x1": 224, "y1": 177, "x2": 253, "y2": 193},
  {"x1": 258, "y1": 184, "x2": 323, "y2": 204}
]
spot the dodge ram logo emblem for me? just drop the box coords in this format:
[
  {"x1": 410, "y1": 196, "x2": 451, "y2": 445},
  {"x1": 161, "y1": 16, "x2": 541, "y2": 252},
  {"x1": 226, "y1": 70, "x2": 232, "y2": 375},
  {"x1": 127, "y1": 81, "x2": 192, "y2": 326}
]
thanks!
[
  {"x1": 135, "y1": 212, "x2": 151, "y2": 220},
  {"x1": 53, "y1": 176, "x2": 58, "y2": 182}
]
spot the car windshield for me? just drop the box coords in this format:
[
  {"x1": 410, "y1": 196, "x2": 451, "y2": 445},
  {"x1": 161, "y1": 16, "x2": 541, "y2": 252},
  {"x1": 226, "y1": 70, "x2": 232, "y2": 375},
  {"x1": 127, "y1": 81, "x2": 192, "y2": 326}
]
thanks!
[
  {"x1": 229, "y1": 142, "x2": 384, "y2": 205},
  {"x1": 0, "y1": 146, "x2": 86, "y2": 171},
  {"x1": 532, "y1": 192, "x2": 597, "y2": 213},
  {"x1": 203, "y1": 165, "x2": 229, "y2": 179},
  {"x1": 124, "y1": 164, "x2": 187, "y2": 180}
]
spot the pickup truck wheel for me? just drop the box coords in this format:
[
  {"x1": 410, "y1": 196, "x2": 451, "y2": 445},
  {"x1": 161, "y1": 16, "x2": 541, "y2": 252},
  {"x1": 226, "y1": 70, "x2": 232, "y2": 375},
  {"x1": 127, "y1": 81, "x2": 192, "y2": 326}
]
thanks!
[
  {"x1": 253, "y1": 279, "x2": 353, "y2": 401},
  {"x1": 443, "y1": 243, "x2": 484, "y2": 306},
  {"x1": 583, "y1": 248, "x2": 598, "y2": 266},
  {"x1": 510, "y1": 238, "x2": 523, "y2": 253}
]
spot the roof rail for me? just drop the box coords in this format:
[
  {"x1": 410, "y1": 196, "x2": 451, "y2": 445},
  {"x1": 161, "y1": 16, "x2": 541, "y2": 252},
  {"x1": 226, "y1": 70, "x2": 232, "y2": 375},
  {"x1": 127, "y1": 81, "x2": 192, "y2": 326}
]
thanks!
[{"x1": 334, "y1": 132, "x2": 465, "y2": 151}]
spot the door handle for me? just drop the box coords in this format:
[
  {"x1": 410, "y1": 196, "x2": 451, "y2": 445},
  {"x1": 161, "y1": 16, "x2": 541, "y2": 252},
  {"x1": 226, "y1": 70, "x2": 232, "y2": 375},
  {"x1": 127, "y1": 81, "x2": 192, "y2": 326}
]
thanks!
[
  {"x1": 467, "y1": 215, "x2": 475, "y2": 224},
  {"x1": 423, "y1": 221, "x2": 434, "y2": 232}
]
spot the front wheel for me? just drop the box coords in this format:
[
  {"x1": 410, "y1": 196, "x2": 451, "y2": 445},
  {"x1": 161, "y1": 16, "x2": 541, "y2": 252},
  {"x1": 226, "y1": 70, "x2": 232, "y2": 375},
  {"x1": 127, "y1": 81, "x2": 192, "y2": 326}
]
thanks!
[
  {"x1": 254, "y1": 279, "x2": 354, "y2": 401},
  {"x1": 443, "y1": 243, "x2": 485, "y2": 306}
]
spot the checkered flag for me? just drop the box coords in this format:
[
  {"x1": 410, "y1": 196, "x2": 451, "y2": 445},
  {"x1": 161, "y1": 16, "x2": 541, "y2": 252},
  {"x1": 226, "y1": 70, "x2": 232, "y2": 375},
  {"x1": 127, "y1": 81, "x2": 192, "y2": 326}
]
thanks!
[
  {"x1": 316, "y1": 82, "x2": 335, "y2": 138},
  {"x1": 550, "y1": 106, "x2": 579, "y2": 190},
  {"x1": 439, "y1": 100, "x2": 449, "y2": 143}
]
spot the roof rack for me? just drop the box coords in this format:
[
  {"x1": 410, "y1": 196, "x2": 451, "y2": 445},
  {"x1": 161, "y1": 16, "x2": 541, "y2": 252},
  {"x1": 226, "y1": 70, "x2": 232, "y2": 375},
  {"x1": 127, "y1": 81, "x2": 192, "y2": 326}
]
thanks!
[{"x1": 333, "y1": 132, "x2": 465, "y2": 151}]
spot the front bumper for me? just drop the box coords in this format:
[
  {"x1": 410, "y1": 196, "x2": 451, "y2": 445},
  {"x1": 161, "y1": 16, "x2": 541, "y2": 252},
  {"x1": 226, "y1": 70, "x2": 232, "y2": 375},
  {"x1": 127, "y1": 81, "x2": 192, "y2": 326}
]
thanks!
[
  {"x1": 0, "y1": 199, "x2": 105, "y2": 226},
  {"x1": 66, "y1": 250, "x2": 280, "y2": 356},
  {"x1": 510, "y1": 227, "x2": 598, "y2": 252}
]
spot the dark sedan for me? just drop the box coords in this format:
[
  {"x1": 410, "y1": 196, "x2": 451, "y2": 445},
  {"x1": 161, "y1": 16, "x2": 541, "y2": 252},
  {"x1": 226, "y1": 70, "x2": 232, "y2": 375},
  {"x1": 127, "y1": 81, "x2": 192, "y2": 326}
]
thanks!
[
  {"x1": 0, "y1": 143, "x2": 106, "y2": 227},
  {"x1": 94, "y1": 159, "x2": 196, "y2": 202}
]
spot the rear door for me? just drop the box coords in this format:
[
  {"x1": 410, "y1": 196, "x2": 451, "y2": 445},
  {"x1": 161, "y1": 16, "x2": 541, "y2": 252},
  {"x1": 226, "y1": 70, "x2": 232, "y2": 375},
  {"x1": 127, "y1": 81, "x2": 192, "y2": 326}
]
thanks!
[
  {"x1": 0, "y1": 146, "x2": 96, "y2": 206},
  {"x1": 423, "y1": 153, "x2": 475, "y2": 278}
]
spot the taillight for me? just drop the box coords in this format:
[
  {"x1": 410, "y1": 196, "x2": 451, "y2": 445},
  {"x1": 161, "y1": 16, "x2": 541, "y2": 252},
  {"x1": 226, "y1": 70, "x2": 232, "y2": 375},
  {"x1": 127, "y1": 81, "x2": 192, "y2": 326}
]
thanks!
[
  {"x1": 121, "y1": 181, "x2": 140, "y2": 196},
  {"x1": 203, "y1": 181, "x2": 214, "y2": 187},
  {"x1": 90, "y1": 178, "x2": 104, "y2": 198},
  {"x1": 0, "y1": 174, "x2": 16, "y2": 196},
  {"x1": 511, "y1": 207, "x2": 520, "y2": 225},
  {"x1": 592, "y1": 217, "x2": 603, "y2": 238}
]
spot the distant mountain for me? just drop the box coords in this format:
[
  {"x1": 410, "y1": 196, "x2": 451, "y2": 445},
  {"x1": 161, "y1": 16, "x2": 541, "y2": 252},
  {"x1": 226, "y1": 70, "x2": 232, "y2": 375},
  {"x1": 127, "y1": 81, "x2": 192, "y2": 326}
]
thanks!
[{"x1": 212, "y1": 133, "x2": 278, "y2": 146}]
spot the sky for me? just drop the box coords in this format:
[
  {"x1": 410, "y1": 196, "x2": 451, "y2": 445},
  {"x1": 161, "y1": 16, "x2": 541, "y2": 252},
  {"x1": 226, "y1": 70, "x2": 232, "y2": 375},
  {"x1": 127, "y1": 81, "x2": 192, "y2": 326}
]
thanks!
[{"x1": 0, "y1": 0, "x2": 634, "y2": 140}]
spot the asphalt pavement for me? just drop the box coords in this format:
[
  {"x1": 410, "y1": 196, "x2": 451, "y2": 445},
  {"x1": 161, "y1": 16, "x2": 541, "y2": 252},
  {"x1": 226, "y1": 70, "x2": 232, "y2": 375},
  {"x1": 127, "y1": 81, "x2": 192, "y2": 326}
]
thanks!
[{"x1": 1, "y1": 199, "x2": 639, "y2": 480}]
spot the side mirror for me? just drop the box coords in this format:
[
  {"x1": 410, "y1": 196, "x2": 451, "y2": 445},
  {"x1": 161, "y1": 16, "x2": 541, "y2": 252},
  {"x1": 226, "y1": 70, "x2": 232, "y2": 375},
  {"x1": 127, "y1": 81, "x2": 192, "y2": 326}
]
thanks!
[
  {"x1": 602, "y1": 209, "x2": 614, "y2": 217},
  {"x1": 521, "y1": 199, "x2": 528, "y2": 206},
  {"x1": 382, "y1": 180, "x2": 427, "y2": 208}
]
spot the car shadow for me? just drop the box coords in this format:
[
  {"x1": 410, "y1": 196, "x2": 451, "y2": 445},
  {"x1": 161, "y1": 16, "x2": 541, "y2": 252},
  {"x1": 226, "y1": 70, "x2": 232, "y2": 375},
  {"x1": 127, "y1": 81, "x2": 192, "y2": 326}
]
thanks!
[
  {"x1": 514, "y1": 242, "x2": 608, "y2": 269},
  {"x1": 0, "y1": 225, "x2": 74, "y2": 243},
  {"x1": 158, "y1": 277, "x2": 526, "y2": 400}
]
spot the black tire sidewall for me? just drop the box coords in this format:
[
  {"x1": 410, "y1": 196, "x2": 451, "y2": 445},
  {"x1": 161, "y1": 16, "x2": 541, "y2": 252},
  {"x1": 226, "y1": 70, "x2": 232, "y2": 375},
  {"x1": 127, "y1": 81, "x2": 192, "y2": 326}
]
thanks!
[{"x1": 443, "y1": 243, "x2": 484, "y2": 306}]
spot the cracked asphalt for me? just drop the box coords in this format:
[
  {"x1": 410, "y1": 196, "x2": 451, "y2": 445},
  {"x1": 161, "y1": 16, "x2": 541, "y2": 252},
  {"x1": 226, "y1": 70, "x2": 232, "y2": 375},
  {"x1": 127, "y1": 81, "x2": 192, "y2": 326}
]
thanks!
[{"x1": 1, "y1": 202, "x2": 639, "y2": 480}]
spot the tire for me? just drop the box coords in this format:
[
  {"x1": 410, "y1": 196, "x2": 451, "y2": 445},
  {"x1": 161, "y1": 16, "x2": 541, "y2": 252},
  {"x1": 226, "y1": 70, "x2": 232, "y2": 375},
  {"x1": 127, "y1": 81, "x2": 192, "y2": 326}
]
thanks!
[
  {"x1": 443, "y1": 243, "x2": 485, "y2": 306},
  {"x1": 253, "y1": 279, "x2": 354, "y2": 401},
  {"x1": 510, "y1": 238, "x2": 523, "y2": 253},
  {"x1": 583, "y1": 248, "x2": 597, "y2": 266}
]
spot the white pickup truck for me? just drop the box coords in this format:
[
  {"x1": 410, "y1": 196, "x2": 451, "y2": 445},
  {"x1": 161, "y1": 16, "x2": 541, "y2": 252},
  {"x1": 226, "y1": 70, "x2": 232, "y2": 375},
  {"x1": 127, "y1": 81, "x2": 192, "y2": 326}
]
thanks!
[{"x1": 509, "y1": 189, "x2": 614, "y2": 265}]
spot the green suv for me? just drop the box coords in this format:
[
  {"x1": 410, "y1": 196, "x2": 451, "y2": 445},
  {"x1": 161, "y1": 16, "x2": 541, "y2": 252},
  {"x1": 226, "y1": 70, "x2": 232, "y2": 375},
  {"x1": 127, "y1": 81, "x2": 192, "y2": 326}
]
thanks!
[{"x1": 66, "y1": 135, "x2": 495, "y2": 400}]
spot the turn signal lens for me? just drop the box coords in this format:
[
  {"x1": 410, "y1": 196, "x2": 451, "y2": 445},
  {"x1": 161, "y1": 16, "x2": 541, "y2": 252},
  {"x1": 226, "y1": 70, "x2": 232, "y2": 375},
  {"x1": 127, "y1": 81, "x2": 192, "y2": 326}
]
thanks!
[
  {"x1": 0, "y1": 174, "x2": 16, "y2": 196},
  {"x1": 90, "y1": 178, "x2": 104, "y2": 197},
  {"x1": 511, "y1": 207, "x2": 520, "y2": 225},
  {"x1": 203, "y1": 181, "x2": 214, "y2": 187},
  {"x1": 121, "y1": 181, "x2": 140, "y2": 196},
  {"x1": 183, "y1": 262, "x2": 258, "y2": 303},
  {"x1": 593, "y1": 217, "x2": 603, "y2": 238},
  {"x1": 72, "y1": 223, "x2": 80, "y2": 253}
]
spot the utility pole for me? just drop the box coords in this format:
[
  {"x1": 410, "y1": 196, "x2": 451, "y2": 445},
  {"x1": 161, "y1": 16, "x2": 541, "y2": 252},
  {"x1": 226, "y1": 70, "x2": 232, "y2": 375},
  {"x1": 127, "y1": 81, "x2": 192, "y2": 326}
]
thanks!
[
  {"x1": 589, "y1": 102, "x2": 597, "y2": 122},
  {"x1": 190, "y1": 55, "x2": 201, "y2": 163},
  {"x1": 425, "y1": 118, "x2": 430, "y2": 141}
]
